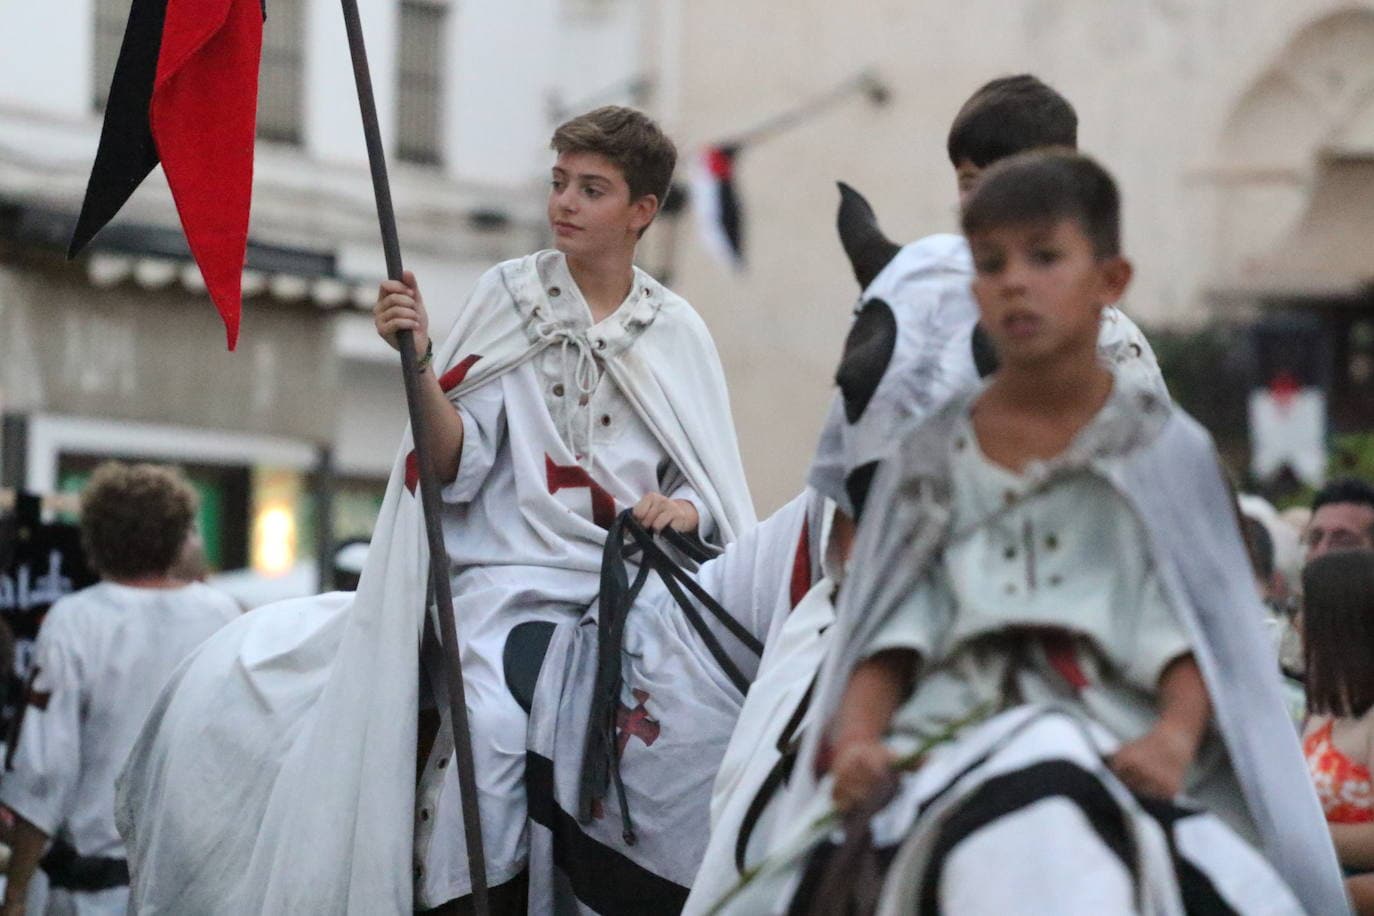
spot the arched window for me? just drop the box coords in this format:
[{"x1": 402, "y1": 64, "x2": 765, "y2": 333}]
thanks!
[{"x1": 1213, "y1": 8, "x2": 1374, "y2": 275}]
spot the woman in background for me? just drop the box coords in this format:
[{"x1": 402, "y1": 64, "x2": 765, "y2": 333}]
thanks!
[{"x1": 1302, "y1": 549, "x2": 1374, "y2": 911}]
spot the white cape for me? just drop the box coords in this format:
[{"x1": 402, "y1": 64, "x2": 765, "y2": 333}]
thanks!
[
  {"x1": 782, "y1": 388, "x2": 1347, "y2": 916},
  {"x1": 699, "y1": 232, "x2": 1168, "y2": 909},
  {"x1": 115, "y1": 252, "x2": 754, "y2": 914},
  {"x1": 682, "y1": 575, "x2": 836, "y2": 915}
]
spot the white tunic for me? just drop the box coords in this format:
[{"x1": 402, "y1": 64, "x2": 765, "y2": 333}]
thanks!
[
  {"x1": 875, "y1": 415, "x2": 1185, "y2": 666},
  {"x1": 0, "y1": 583, "x2": 238, "y2": 916},
  {"x1": 859, "y1": 411, "x2": 1251, "y2": 834},
  {"x1": 780, "y1": 372, "x2": 1346, "y2": 913},
  {"x1": 870, "y1": 412, "x2": 1192, "y2": 742},
  {"x1": 415, "y1": 275, "x2": 709, "y2": 907}
]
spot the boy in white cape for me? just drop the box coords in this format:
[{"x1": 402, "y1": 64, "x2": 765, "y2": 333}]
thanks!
[
  {"x1": 710, "y1": 151, "x2": 1344, "y2": 915},
  {"x1": 686, "y1": 74, "x2": 1165, "y2": 914},
  {"x1": 373, "y1": 106, "x2": 754, "y2": 912}
]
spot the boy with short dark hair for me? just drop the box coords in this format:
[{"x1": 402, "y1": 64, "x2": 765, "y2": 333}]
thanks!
[
  {"x1": 810, "y1": 73, "x2": 1161, "y2": 534},
  {"x1": 831, "y1": 152, "x2": 1194, "y2": 810},
  {"x1": 947, "y1": 73, "x2": 1079, "y2": 200},
  {"x1": 374, "y1": 105, "x2": 755, "y2": 911},
  {"x1": 550, "y1": 105, "x2": 677, "y2": 237},
  {"x1": 719, "y1": 151, "x2": 1342, "y2": 914},
  {"x1": 683, "y1": 76, "x2": 1164, "y2": 910},
  {"x1": 684, "y1": 77, "x2": 1162, "y2": 912}
]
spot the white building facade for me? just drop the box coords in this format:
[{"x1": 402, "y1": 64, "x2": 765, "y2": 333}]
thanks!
[
  {"x1": 0, "y1": 0, "x2": 657, "y2": 584},
  {"x1": 661, "y1": 0, "x2": 1374, "y2": 512},
  {"x1": 12, "y1": 1, "x2": 1366, "y2": 548}
]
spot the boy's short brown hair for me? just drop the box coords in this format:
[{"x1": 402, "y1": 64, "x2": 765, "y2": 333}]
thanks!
[
  {"x1": 960, "y1": 149, "x2": 1121, "y2": 258},
  {"x1": 80, "y1": 461, "x2": 198, "y2": 580},
  {"x1": 947, "y1": 74, "x2": 1077, "y2": 169},
  {"x1": 550, "y1": 106, "x2": 677, "y2": 205}
]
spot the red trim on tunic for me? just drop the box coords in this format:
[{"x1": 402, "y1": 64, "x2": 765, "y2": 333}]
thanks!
[
  {"x1": 404, "y1": 451, "x2": 420, "y2": 495},
  {"x1": 789, "y1": 517, "x2": 812, "y2": 609},
  {"x1": 1040, "y1": 632, "x2": 1090, "y2": 692},
  {"x1": 404, "y1": 353, "x2": 483, "y2": 494},
  {"x1": 438, "y1": 354, "x2": 483, "y2": 394},
  {"x1": 615, "y1": 688, "x2": 660, "y2": 758}
]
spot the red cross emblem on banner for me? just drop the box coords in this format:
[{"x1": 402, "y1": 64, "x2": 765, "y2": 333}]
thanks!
[{"x1": 1268, "y1": 369, "x2": 1300, "y2": 411}]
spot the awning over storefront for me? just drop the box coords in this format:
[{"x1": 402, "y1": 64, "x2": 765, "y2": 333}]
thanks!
[
  {"x1": 0, "y1": 198, "x2": 379, "y2": 309},
  {"x1": 1223, "y1": 154, "x2": 1374, "y2": 301}
]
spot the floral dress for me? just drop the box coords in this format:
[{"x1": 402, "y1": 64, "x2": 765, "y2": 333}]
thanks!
[{"x1": 1305, "y1": 717, "x2": 1374, "y2": 824}]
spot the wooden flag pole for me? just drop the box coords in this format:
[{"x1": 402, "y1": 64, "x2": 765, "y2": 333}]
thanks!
[{"x1": 337, "y1": 1, "x2": 490, "y2": 911}]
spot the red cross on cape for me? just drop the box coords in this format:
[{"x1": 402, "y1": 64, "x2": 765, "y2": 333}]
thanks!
[
  {"x1": 404, "y1": 354, "x2": 483, "y2": 494},
  {"x1": 69, "y1": 0, "x2": 265, "y2": 350},
  {"x1": 615, "y1": 689, "x2": 659, "y2": 757}
]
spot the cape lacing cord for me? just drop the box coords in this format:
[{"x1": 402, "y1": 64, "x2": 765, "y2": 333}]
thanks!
[{"x1": 534, "y1": 317, "x2": 600, "y2": 464}]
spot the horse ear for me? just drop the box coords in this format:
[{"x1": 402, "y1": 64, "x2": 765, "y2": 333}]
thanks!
[
  {"x1": 836, "y1": 181, "x2": 900, "y2": 290},
  {"x1": 971, "y1": 323, "x2": 1000, "y2": 377},
  {"x1": 835, "y1": 298, "x2": 897, "y2": 424}
]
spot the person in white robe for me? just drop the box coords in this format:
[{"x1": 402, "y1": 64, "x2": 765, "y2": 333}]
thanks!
[
  {"x1": 703, "y1": 88, "x2": 1164, "y2": 898},
  {"x1": 375, "y1": 107, "x2": 760, "y2": 911},
  {"x1": 0, "y1": 464, "x2": 237, "y2": 916},
  {"x1": 404, "y1": 249, "x2": 746, "y2": 908}
]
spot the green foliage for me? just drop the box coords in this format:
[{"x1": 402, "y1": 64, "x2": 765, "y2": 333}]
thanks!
[
  {"x1": 1330, "y1": 431, "x2": 1374, "y2": 482},
  {"x1": 1148, "y1": 324, "x2": 1250, "y2": 463}
]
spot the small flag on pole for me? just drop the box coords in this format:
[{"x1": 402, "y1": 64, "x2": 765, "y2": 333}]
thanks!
[
  {"x1": 690, "y1": 144, "x2": 744, "y2": 270},
  {"x1": 69, "y1": 0, "x2": 265, "y2": 350},
  {"x1": 1249, "y1": 369, "x2": 1327, "y2": 489}
]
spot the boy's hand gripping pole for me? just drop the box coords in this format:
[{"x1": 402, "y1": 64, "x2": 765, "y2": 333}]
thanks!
[{"x1": 338, "y1": 1, "x2": 490, "y2": 911}]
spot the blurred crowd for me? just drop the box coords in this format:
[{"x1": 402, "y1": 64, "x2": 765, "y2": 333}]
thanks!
[{"x1": 1234, "y1": 477, "x2": 1374, "y2": 910}]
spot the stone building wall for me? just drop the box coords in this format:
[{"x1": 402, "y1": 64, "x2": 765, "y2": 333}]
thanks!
[{"x1": 659, "y1": 0, "x2": 1374, "y2": 511}]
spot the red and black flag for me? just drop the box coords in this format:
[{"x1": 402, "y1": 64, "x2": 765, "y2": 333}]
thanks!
[
  {"x1": 691, "y1": 144, "x2": 744, "y2": 270},
  {"x1": 69, "y1": 0, "x2": 265, "y2": 350}
]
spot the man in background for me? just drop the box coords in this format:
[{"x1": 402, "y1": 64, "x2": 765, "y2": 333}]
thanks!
[
  {"x1": 0, "y1": 463, "x2": 237, "y2": 916},
  {"x1": 1304, "y1": 477, "x2": 1374, "y2": 563}
]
